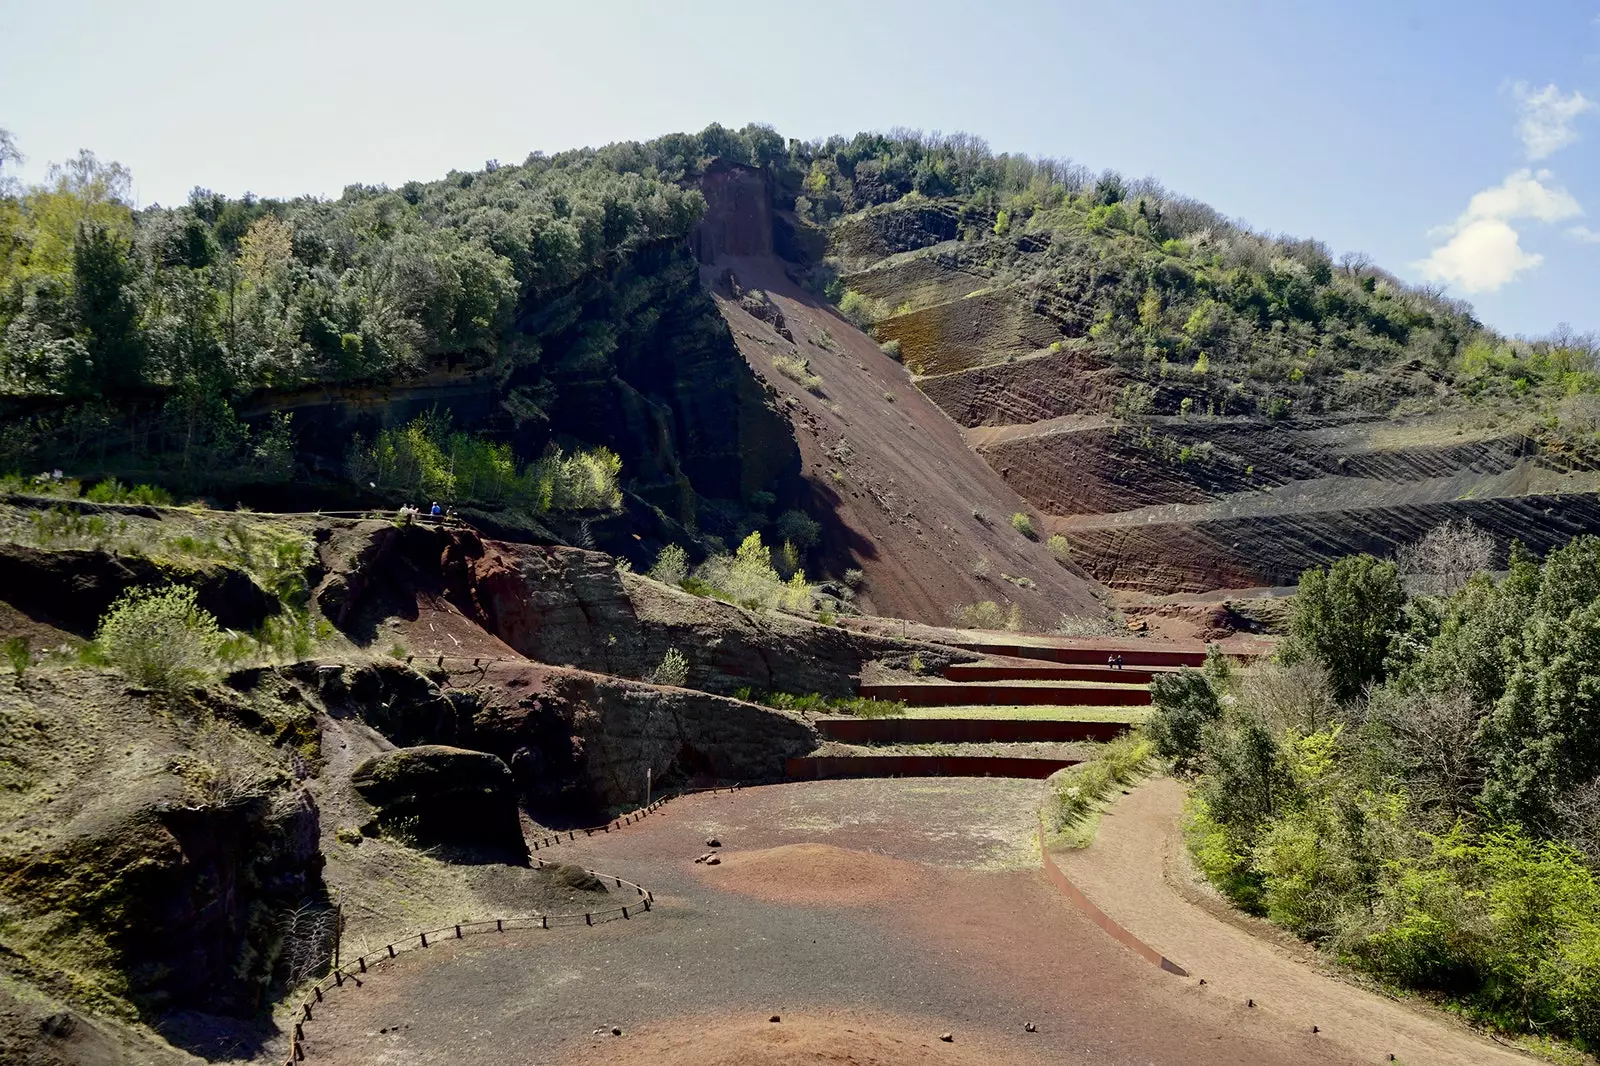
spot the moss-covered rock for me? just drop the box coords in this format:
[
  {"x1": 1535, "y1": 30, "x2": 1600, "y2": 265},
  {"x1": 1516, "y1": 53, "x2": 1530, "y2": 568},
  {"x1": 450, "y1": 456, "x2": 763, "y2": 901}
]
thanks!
[{"x1": 350, "y1": 746, "x2": 525, "y2": 861}]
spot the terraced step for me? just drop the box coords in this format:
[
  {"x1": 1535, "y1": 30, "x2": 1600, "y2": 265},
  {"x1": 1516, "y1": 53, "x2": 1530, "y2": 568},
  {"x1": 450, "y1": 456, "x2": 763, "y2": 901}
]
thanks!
[
  {"x1": 947, "y1": 642, "x2": 1209, "y2": 669},
  {"x1": 786, "y1": 753, "x2": 1079, "y2": 781},
  {"x1": 859, "y1": 681, "x2": 1151, "y2": 707},
  {"x1": 817, "y1": 717, "x2": 1129, "y2": 744},
  {"x1": 944, "y1": 662, "x2": 1161, "y2": 684},
  {"x1": 902, "y1": 704, "x2": 1148, "y2": 722}
]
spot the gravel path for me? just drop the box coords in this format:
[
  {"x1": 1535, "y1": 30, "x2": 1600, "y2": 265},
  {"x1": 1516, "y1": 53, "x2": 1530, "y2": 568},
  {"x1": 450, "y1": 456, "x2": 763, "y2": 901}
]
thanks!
[
  {"x1": 1055, "y1": 777, "x2": 1533, "y2": 1066},
  {"x1": 290, "y1": 778, "x2": 1364, "y2": 1066}
]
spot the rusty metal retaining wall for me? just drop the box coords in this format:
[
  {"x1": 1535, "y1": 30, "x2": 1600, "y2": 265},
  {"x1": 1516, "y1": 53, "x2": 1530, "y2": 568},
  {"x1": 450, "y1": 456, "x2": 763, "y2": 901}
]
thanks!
[
  {"x1": 816, "y1": 718, "x2": 1129, "y2": 744},
  {"x1": 1037, "y1": 821, "x2": 1188, "y2": 977},
  {"x1": 858, "y1": 682, "x2": 1151, "y2": 707},
  {"x1": 786, "y1": 755, "x2": 1079, "y2": 780},
  {"x1": 944, "y1": 662, "x2": 1160, "y2": 684},
  {"x1": 951, "y1": 643, "x2": 1209, "y2": 668}
]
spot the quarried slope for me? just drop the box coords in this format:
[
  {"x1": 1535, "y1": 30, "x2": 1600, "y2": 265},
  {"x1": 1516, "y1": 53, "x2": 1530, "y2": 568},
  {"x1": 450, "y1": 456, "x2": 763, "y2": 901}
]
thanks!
[{"x1": 702, "y1": 254, "x2": 1103, "y2": 628}]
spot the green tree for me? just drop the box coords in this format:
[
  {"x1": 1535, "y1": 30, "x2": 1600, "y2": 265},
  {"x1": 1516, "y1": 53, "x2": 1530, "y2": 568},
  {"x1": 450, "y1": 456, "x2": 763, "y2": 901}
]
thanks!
[
  {"x1": 1288, "y1": 554, "x2": 1405, "y2": 702},
  {"x1": 1483, "y1": 539, "x2": 1600, "y2": 826},
  {"x1": 71, "y1": 221, "x2": 144, "y2": 393},
  {"x1": 1147, "y1": 669, "x2": 1222, "y2": 774}
]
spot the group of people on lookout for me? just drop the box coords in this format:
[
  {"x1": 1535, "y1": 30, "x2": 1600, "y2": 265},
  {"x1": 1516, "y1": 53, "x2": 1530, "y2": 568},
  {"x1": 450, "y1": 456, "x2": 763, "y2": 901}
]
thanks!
[
  {"x1": 396, "y1": 501, "x2": 455, "y2": 524},
  {"x1": 1105, "y1": 653, "x2": 1125, "y2": 670}
]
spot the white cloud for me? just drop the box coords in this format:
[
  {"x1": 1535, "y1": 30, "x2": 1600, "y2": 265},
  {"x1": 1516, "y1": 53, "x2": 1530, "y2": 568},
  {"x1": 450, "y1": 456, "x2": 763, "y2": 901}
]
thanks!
[
  {"x1": 1512, "y1": 82, "x2": 1596, "y2": 159},
  {"x1": 1415, "y1": 170, "x2": 1582, "y2": 293},
  {"x1": 1570, "y1": 224, "x2": 1600, "y2": 243},
  {"x1": 1416, "y1": 219, "x2": 1544, "y2": 293},
  {"x1": 1458, "y1": 168, "x2": 1584, "y2": 226}
]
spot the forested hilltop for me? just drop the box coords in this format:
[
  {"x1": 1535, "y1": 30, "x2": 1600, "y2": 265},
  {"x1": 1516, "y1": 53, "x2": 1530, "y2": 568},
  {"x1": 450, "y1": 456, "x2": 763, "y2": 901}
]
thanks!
[{"x1": 1, "y1": 122, "x2": 1594, "y2": 513}]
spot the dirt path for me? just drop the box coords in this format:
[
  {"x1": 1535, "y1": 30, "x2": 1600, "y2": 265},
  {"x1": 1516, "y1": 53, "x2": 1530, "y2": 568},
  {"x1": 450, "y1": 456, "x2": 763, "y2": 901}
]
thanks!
[
  {"x1": 1055, "y1": 778, "x2": 1532, "y2": 1066},
  {"x1": 294, "y1": 779, "x2": 1361, "y2": 1066}
]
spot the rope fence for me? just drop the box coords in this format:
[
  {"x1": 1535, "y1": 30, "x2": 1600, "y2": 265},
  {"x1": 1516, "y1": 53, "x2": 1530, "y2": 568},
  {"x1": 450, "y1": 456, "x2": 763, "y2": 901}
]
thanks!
[
  {"x1": 283, "y1": 782, "x2": 743, "y2": 1063},
  {"x1": 528, "y1": 783, "x2": 741, "y2": 853},
  {"x1": 283, "y1": 858, "x2": 655, "y2": 1065}
]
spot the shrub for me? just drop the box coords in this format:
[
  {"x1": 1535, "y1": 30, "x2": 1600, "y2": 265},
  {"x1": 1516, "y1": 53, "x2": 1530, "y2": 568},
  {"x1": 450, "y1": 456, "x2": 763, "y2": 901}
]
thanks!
[
  {"x1": 774, "y1": 509, "x2": 821, "y2": 550},
  {"x1": 952, "y1": 600, "x2": 1023, "y2": 631},
  {"x1": 694, "y1": 532, "x2": 813, "y2": 612},
  {"x1": 253, "y1": 608, "x2": 328, "y2": 662},
  {"x1": 85, "y1": 479, "x2": 174, "y2": 505},
  {"x1": 1043, "y1": 732, "x2": 1153, "y2": 841},
  {"x1": 4, "y1": 636, "x2": 30, "y2": 679},
  {"x1": 838, "y1": 289, "x2": 890, "y2": 327},
  {"x1": 1046, "y1": 534, "x2": 1071, "y2": 562},
  {"x1": 879, "y1": 339, "x2": 901, "y2": 360},
  {"x1": 842, "y1": 567, "x2": 865, "y2": 589},
  {"x1": 95, "y1": 585, "x2": 223, "y2": 692},
  {"x1": 830, "y1": 696, "x2": 905, "y2": 718},
  {"x1": 347, "y1": 411, "x2": 621, "y2": 513},
  {"x1": 647, "y1": 647, "x2": 689, "y2": 688},
  {"x1": 649, "y1": 543, "x2": 689, "y2": 586},
  {"x1": 1010, "y1": 512, "x2": 1036, "y2": 539},
  {"x1": 772, "y1": 354, "x2": 822, "y2": 392}
]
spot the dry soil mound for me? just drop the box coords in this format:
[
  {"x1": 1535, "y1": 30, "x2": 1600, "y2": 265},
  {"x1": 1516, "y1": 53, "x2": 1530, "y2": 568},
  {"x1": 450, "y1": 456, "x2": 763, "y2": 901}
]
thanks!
[
  {"x1": 700, "y1": 843, "x2": 928, "y2": 906},
  {"x1": 559, "y1": 1012, "x2": 1044, "y2": 1066}
]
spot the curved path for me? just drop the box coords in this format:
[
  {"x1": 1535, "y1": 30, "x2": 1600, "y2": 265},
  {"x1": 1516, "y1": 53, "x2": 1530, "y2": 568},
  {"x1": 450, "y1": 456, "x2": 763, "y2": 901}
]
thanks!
[
  {"x1": 1055, "y1": 778, "x2": 1531, "y2": 1066},
  {"x1": 292, "y1": 779, "x2": 1375, "y2": 1066}
]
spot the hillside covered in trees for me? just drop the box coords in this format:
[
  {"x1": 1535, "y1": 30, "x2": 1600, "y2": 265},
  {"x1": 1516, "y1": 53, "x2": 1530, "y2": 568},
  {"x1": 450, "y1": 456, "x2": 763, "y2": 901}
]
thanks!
[{"x1": 2, "y1": 123, "x2": 1597, "y2": 598}]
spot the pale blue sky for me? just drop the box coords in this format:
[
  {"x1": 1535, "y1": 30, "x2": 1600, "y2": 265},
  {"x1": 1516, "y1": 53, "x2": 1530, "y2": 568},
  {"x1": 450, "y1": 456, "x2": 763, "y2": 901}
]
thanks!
[{"x1": 3, "y1": 0, "x2": 1597, "y2": 337}]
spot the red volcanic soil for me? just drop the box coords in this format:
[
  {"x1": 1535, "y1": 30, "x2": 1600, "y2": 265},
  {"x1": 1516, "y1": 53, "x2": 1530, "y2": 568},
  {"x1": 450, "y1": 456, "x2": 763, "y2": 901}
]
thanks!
[
  {"x1": 695, "y1": 842, "x2": 929, "y2": 907},
  {"x1": 558, "y1": 1011, "x2": 1051, "y2": 1066},
  {"x1": 706, "y1": 253, "x2": 1104, "y2": 630}
]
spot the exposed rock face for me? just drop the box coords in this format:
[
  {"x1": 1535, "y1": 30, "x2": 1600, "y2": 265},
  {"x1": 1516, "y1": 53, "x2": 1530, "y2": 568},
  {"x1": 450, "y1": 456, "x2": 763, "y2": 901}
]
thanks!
[
  {"x1": 316, "y1": 658, "x2": 817, "y2": 808},
  {"x1": 316, "y1": 520, "x2": 921, "y2": 697},
  {"x1": 0, "y1": 670, "x2": 325, "y2": 1026},
  {"x1": 0, "y1": 787, "x2": 322, "y2": 1016},
  {"x1": 691, "y1": 164, "x2": 775, "y2": 263},
  {"x1": 1064, "y1": 492, "x2": 1600, "y2": 593},
  {"x1": 468, "y1": 660, "x2": 818, "y2": 805},
  {"x1": 463, "y1": 538, "x2": 916, "y2": 696},
  {"x1": 351, "y1": 746, "x2": 526, "y2": 860},
  {"x1": 0, "y1": 541, "x2": 277, "y2": 634}
]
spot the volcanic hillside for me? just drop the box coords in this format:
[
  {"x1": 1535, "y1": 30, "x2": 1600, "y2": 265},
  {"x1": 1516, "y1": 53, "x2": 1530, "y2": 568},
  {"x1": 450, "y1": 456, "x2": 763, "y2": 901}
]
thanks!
[
  {"x1": 691, "y1": 166, "x2": 1103, "y2": 627},
  {"x1": 806, "y1": 172, "x2": 1600, "y2": 596}
]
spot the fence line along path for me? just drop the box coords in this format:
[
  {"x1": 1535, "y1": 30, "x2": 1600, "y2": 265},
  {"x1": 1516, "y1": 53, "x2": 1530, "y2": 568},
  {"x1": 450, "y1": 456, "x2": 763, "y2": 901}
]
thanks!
[{"x1": 285, "y1": 784, "x2": 747, "y2": 1063}]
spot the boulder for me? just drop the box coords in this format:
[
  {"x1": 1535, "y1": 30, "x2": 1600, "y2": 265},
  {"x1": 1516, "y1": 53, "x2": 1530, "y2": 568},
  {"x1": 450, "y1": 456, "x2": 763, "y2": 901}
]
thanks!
[{"x1": 351, "y1": 746, "x2": 525, "y2": 861}]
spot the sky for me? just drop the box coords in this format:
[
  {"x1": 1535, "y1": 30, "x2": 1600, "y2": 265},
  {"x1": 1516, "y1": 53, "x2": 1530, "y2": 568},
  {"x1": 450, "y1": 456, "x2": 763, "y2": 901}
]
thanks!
[{"x1": 2, "y1": 0, "x2": 1597, "y2": 338}]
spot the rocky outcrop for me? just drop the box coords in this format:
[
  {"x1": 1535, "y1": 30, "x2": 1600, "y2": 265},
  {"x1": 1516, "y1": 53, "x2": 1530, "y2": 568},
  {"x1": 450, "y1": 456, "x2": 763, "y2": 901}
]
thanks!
[
  {"x1": 351, "y1": 746, "x2": 526, "y2": 861},
  {"x1": 0, "y1": 670, "x2": 325, "y2": 1026},
  {"x1": 468, "y1": 660, "x2": 818, "y2": 805},
  {"x1": 0, "y1": 789, "x2": 322, "y2": 1017},
  {"x1": 311, "y1": 658, "x2": 817, "y2": 808},
  {"x1": 464, "y1": 538, "x2": 919, "y2": 696},
  {"x1": 0, "y1": 542, "x2": 277, "y2": 635},
  {"x1": 316, "y1": 520, "x2": 923, "y2": 696}
]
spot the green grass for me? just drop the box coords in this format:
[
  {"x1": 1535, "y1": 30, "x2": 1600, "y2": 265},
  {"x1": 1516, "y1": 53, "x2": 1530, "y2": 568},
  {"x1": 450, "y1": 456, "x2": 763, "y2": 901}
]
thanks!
[
  {"x1": 1041, "y1": 732, "x2": 1154, "y2": 849},
  {"x1": 902, "y1": 704, "x2": 1150, "y2": 723}
]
